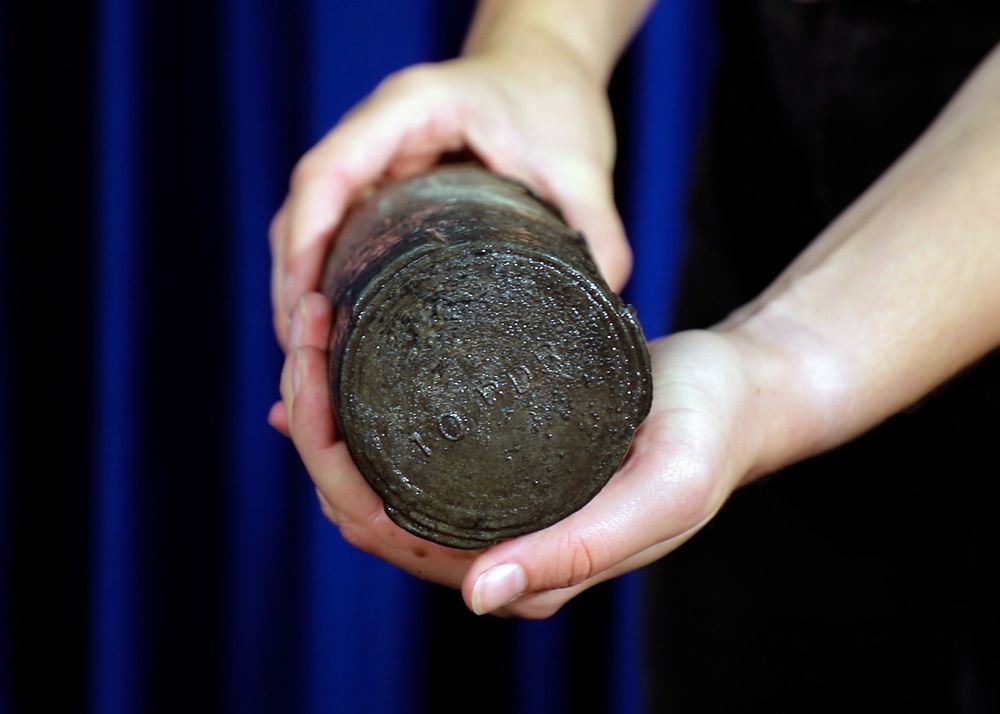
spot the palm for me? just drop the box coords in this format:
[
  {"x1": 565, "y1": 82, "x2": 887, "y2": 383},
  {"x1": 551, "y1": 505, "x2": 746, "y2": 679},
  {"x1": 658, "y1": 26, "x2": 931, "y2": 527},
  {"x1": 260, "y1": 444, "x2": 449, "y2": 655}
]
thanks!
[{"x1": 478, "y1": 329, "x2": 753, "y2": 618}]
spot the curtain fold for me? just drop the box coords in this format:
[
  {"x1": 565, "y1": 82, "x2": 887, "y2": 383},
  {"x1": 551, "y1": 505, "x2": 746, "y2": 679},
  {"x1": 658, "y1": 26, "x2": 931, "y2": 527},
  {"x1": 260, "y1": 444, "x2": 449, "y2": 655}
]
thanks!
[
  {"x1": 0, "y1": 2, "x2": 716, "y2": 712},
  {"x1": 220, "y1": 1, "x2": 305, "y2": 711},
  {"x1": 90, "y1": 1, "x2": 144, "y2": 711},
  {"x1": 0, "y1": 6, "x2": 9, "y2": 705},
  {"x1": 619, "y1": 0, "x2": 718, "y2": 338}
]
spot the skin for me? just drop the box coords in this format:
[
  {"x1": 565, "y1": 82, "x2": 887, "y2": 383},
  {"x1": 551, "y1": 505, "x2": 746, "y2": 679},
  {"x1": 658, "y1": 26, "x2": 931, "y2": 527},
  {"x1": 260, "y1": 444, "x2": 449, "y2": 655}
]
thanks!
[{"x1": 269, "y1": 0, "x2": 1000, "y2": 618}]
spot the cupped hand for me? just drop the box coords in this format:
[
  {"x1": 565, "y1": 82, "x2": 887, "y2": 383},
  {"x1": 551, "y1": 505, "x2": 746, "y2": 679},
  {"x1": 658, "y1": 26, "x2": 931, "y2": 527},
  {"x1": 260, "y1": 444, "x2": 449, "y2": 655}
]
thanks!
[
  {"x1": 458, "y1": 328, "x2": 760, "y2": 617},
  {"x1": 270, "y1": 293, "x2": 483, "y2": 584},
  {"x1": 272, "y1": 292, "x2": 766, "y2": 618},
  {"x1": 270, "y1": 46, "x2": 631, "y2": 350}
]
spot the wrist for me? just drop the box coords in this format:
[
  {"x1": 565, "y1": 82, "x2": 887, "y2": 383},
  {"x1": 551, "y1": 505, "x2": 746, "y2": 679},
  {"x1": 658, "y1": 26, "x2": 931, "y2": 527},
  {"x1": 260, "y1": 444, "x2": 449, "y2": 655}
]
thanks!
[
  {"x1": 716, "y1": 297, "x2": 858, "y2": 484},
  {"x1": 462, "y1": 0, "x2": 653, "y2": 87},
  {"x1": 463, "y1": 18, "x2": 608, "y2": 90}
]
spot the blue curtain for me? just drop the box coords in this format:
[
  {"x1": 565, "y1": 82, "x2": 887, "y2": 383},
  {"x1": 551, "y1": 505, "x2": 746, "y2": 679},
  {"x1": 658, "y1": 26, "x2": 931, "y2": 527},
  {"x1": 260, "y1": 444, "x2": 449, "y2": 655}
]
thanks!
[{"x1": 0, "y1": 1, "x2": 715, "y2": 712}]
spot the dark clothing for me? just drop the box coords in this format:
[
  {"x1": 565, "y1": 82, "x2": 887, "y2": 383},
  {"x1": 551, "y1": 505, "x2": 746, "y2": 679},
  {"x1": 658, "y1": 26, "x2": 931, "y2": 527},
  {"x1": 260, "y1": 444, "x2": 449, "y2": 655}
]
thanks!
[{"x1": 645, "y1": 1, "x2": 1000, "y2": 711}]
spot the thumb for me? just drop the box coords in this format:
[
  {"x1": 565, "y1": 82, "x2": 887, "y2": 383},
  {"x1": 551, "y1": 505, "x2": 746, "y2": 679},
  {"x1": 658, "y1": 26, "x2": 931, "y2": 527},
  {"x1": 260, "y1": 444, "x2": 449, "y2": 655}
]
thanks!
[
  {"x1": 526, "y1": 158, "x2": 632, "y2": 293},
  {"x1": 553, "y1": 180, "x2": 632, "y2": 293},
  {"x1": 460, "y1": 422, "x2": 721, "y2": 618}
]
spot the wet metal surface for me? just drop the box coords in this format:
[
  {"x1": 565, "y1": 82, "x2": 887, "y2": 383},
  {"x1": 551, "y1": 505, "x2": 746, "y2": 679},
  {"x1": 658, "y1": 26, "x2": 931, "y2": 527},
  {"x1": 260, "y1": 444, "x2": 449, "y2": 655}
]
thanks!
[{"x1": 322, "y1": 165, "x2": 652, "y2": 549}]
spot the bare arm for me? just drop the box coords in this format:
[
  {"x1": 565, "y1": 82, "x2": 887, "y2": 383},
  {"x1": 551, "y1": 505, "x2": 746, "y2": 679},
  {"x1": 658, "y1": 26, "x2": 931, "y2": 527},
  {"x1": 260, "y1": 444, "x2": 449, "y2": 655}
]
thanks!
[
  {"x1": 725, "y1": 42, "x2": 1000, "y2": 482},
  {"x1": 275, "y1": 10, "x2": 1000, "y2": 620},
  {"x1": 270, "y1": 0, "x2": 656, "y2": 347},
  {"x1": 463, "y1": 0, "x2": 656, "y2": 84},
  {"x1": 456, "y1": 41, "x2": 1000, "y2": 616}
]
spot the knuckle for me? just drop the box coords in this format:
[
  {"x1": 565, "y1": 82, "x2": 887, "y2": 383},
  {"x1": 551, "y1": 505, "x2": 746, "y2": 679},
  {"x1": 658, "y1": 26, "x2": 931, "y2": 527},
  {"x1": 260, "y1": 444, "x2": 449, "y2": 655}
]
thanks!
[
  {"x1": 327, "y1": 498, "x2": 394, "y2": 559},
  {"x1": 288, "y1": 149, "x2": 323, "y2": 192},
  {"x1": 667, "y1": 464, "x2": 722, "y2": 532},
  {"x1": 616, "y1": 241, "x2": 634, "y2": 279},
  {"x1": 337, "y1": 522, "x2": 378, "y2": 556},
  {"x1": 507, "y1": 597, "x2": 564, "y2": 621},
  {"x1": 376, "y1": 62, "x2": 442, "y2": 97},
  {"x1": 557, "y1": 531, "x2": 604, "y2": 589},
  {"x1": 267, "y1": 208, "x2": 286, "y2": 249},
  {"x1": 315, "y1": 491, "x2": 339, "y2": 525}
]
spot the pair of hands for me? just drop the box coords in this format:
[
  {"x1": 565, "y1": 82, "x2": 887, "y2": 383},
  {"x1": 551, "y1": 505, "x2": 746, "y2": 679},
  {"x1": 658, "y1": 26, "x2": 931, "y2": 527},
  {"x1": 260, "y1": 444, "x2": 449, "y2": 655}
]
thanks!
[{"x1": 268, "y1": 47, "x2": 757, "y2": 618}]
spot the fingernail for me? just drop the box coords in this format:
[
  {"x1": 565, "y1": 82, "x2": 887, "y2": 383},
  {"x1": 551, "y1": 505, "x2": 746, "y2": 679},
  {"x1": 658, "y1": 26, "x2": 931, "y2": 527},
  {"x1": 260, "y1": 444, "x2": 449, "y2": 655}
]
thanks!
[
  {"x1": 291, "y1": 348, "x2": 303, "y2": 397},
  {"x1": 471, "y1": 563, "x2": 527, "y2": 615},
  {"x1": 284, "y1": 285, "x2": 301, "y2": 329},
  {"x1": 289, "y1": 298, "x2": 306, "y2": 348}
]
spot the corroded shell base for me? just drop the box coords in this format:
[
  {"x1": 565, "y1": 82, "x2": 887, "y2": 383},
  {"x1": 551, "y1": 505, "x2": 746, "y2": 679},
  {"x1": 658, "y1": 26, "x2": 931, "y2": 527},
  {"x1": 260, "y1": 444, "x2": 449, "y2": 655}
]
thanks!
[{"x1": 323, "y1": 165, "x2": 652, "y2": 549}]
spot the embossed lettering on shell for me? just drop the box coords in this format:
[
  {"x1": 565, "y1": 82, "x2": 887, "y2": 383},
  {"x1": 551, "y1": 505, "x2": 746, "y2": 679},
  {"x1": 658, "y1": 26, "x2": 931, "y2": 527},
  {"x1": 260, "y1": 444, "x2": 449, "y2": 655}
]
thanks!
[{"x1": 324, "y1": 165, "x2": 653, "y2": 549}]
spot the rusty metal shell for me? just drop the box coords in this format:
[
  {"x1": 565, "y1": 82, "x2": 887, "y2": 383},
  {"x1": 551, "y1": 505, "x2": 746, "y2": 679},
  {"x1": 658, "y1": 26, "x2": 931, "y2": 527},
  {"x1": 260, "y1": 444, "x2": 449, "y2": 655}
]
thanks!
[{"x1": 322, "y1": 164, "x2": 652, "y2": 549}]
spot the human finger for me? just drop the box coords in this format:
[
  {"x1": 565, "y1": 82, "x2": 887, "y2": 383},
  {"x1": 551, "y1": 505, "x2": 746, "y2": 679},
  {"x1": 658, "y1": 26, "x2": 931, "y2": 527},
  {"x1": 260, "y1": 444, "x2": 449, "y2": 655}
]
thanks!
[
  {"x1": 287, "y1": 336, "x2": 478, "y2": 585},
  {"x1": 460, "y1": 331, "x2": 751, "y2": 617},
  {"x1": 271, "y1": 65, "x2": 471, "y2": 346},
  {"x1": 534, "y1": 155, "x2": 632, "y2": 292},
  {"x1": 461, "y1": 410, "x2": 720, "y2": 616}
]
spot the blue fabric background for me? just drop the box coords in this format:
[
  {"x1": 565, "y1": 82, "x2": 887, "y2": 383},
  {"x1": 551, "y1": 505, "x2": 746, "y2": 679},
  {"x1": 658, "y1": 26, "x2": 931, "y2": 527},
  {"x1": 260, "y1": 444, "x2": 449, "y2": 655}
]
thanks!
[{"x1": 0, "y1": 1, "x2": 716, "y2": 711}]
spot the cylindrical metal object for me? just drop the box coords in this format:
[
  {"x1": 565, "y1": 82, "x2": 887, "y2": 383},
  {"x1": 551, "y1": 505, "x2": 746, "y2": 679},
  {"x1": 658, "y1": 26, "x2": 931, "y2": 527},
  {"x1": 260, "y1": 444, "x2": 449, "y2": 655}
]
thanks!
[{"x1": 322, "y1": 164, "x2": 652, "y2": 549}]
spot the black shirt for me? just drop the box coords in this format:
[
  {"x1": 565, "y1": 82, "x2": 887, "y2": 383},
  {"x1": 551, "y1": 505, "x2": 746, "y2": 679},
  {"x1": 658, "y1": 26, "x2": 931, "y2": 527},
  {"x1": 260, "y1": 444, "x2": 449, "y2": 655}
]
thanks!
[{"x1": 645, "y1": 2, "x2": 1000, "y2": 711}]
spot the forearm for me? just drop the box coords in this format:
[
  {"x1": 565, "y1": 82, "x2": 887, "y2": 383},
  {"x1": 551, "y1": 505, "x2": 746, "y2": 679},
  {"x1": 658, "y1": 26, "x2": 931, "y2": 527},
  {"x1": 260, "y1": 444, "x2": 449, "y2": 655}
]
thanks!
[
  {"x1": 722, "y1": 43, "x2": 1000, "y2": 480},
  {"x1": 463, "y1": 0, "x2": 657, "y2": 85}
]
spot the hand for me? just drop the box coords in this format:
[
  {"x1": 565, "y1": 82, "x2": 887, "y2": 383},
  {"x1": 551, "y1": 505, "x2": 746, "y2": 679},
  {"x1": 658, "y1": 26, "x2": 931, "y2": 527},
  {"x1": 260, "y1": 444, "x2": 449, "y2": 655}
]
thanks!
[
  {"x1": 269, "y1": 45, "x2": 631, "y2": 350},
  {"x1": 271, "y1": 292, "x2": 765, "y2": 618}
]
